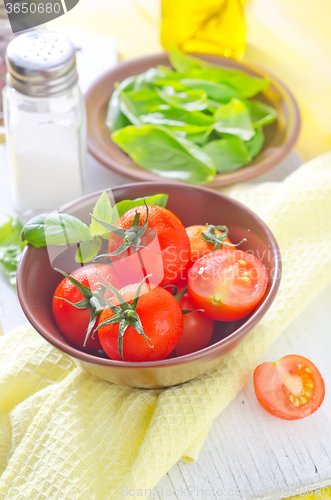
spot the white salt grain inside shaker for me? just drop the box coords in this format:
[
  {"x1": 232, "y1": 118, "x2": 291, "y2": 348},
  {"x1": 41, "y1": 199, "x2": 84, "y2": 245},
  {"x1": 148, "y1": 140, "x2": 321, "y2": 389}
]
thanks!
[{"x1": 3, "y1": 31, "x2": 86, "y2": 216}]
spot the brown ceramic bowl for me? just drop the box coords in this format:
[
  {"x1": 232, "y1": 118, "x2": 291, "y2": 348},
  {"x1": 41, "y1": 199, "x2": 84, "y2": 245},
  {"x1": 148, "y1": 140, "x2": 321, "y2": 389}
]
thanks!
[
  {"x1": 17, "y1": 182, "x2": 281, "y2": 388},
  {"x1": 86, "y1": 53, "x2": 300, "y2": 188}
]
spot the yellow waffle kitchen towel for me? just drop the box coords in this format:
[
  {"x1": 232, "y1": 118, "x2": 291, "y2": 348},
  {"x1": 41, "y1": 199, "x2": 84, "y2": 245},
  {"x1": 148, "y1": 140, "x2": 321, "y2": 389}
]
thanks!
[{"x1": 1, "y1": 153, "x2": 331, "y2": 499}]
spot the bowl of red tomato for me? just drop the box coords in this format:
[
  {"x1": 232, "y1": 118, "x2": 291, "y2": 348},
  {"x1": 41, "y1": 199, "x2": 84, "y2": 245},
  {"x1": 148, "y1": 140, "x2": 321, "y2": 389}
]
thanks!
[{"x1": 17, "y1": 182, "x2": 281, "y2": 388}]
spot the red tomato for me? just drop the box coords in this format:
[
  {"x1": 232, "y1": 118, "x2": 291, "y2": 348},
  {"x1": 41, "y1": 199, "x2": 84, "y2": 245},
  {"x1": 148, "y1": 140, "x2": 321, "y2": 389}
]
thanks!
[
  {"x1": 254, "y1": 355, "x2": 325, "y2": 420},
  {"x1": 188, "y1": 249, "x2": 268, "y2": 321},
  {"x1": 108, "y1": 205, "x2": 190, "y2": 287},
  {"x1": 52, "y1": 264, "x2": 119, "y2": 351},
  {"x1": 186, "y1": 225, "x2": 233, "y2": 265},
  {"x1": 98, "y1": 283, "x2": 183, "y2": 362},
  {"x1": 175, "y1": 289, "x2": 214, "y2": 356}
]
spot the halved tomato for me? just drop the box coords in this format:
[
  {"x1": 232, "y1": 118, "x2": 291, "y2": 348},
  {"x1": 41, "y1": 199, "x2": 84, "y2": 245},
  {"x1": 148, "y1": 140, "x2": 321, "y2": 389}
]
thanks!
[
  {"x1": 187, "y1": 249, "x2": 268, "y2": 321},
  {"x1": 254, "y1": 355, "x2": 325, "y2": 420}
]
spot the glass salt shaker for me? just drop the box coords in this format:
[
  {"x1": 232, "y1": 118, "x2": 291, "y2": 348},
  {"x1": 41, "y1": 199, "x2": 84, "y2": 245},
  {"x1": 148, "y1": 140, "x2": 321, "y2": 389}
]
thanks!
[
  {"x1": 0, "y1": 0, "x2": 16, "y2": 124},
  {"x1": 3, "y1": 31, "x2": 87, "y2": 217}
]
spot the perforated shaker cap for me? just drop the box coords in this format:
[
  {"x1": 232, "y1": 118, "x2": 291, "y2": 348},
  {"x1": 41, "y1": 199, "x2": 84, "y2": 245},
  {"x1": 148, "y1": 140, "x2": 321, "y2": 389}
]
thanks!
[{"x1": 6, "y1": 31, "x2": 78, "y2": 97}]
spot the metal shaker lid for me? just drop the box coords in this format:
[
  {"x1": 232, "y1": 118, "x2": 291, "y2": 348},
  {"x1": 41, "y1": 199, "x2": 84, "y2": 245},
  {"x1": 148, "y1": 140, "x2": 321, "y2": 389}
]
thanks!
[{"x1": 6, "y1": 31, "x2": 78, "y2": 97}]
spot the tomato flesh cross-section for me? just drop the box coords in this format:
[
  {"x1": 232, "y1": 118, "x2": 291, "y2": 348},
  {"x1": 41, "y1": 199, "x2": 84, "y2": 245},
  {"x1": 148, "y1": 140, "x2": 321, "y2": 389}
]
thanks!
[
  {"x1": 187, "y1": 249, "x2": 268, "y2": 321},
  {"x1": 254, "y1": 355, "x2": 325, "y2": 420}
]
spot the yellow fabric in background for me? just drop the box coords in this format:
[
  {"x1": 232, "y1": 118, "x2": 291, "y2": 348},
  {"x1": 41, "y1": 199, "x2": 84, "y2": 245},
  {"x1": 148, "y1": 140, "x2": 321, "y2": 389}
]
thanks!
[{"x1": 1, "y1": 153, "x2": 331, "y2": 499}]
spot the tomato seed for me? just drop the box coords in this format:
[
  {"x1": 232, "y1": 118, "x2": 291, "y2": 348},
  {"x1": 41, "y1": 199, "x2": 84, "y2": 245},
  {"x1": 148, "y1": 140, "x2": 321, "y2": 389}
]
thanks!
[
  {"x1": 305, "y1": 382, "x2": 314, "y2": 388},
  {"x1": 238, "y1": 260, "x2": 248, "y2": 267},
  {"x1": 240, "y1": 277, "x2": 251, "y2": 285}
]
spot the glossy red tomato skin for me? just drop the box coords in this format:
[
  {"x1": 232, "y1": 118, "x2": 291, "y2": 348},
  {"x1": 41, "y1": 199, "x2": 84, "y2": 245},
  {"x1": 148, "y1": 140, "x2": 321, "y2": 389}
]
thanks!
[
  {"x1": 175, "y1": 290, "x2": 214, "y2": 356},
  {"x1": 186, "y1": 225, "x2": 233, "y2": 266},
  {"x1": 98, "y1": 284, "x2": 183, "y2": 362},
  {"x1": 187, "y1": 250, "x2": 268, "y2": 321},
  {"x1": 52, "y1": 264, "x2": 119, "y2": 351},
  {"x1": 254, "y1": 355, "x2": 325, "y2": 420},
  {"x1": 108, "y1": 205, "x2": 190, "y2": 287}
]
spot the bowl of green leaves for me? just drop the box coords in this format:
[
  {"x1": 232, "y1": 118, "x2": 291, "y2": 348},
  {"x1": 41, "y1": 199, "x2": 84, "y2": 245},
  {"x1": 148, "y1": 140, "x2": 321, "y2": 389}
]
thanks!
[{"x1": 86, "y1": 48, "x2": 300, "y2": 187}]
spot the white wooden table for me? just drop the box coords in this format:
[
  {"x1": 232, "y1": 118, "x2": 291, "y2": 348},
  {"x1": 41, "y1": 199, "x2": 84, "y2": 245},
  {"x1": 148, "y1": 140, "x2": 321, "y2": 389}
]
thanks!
[{"x1": 1, "y1": 146, "x2": 331, "y2": 500}]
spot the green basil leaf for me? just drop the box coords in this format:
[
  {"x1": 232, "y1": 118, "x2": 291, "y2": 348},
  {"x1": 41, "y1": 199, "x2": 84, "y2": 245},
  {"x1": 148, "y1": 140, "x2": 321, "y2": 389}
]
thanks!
[
  {"x1": 203, "y1": 136, "x2": 252, "y2": 173},
  {"x1": 246, "y1": 128, "x2": 265, "y2": 158},
  {"x1": 75, "y1": 235, "x2": 102, "y2": 263},
  {"x1": 90, "y1": 191, "x2": 113, "y2": 239},
  {"x1": 0, "y1": 245, "x2": 22, "y2": 286},
  {"x1": 214, "y1": 98, "x2": 255, "y2": 141},
  {"x1": 169, "y1": 47, "x2": 210, "y2": 73},
  {"x1": 114, "y1": 194, "x2": 168, "y2": 221},
  {"x1": 181, "y1": 68, "x2": 269, "y2": 98},
  {"x1": 152, "y1": 78, "x2": 188, "y2": 92},
  {"x1": 106, "y1": 76, "x2": 136, "y2": 132},
  {"x1": 133, "y1": 67, "x2": 168, "y2": 90},
  {"x1": 140, "y1": 107, "x2": 215, "y2": 127},
  {"x1": 156, "y1": 87, "x2": 208, "y2": 112},
  {"x1": 118, "y1": 90, "x2": 143, "y2": 127},
  {"x1": 169, "y1": 49, "x2": 269, "y2": 97},
  {"x1": 106, "y1": 89, "x2": 132, "y2": 131},
  {"x1": 0, "y1": 216, "x2": 23, "y2": 247},
  {"x1": 117, "y1": 88, "x2": 169, "y2": 128},
  {"x1": 140, "y1": 111, "x2": 212, "y2": 140},
  {"x1": 245, "y1": 100, "x2": 278, "y2": 128},
  {"x1": 112, "y1": 125, "x2": 216, "y2": 185},
  {"x1": 23, "y1": 213, "x2": 90, "y2": 248},
  {"x1": 184, "y1": 128, "x2": 214, "y2": 145},
  {"x1": 180, "y1": 79, "x2": 239, "y2": 102},
  {"x1": 0, "y1": 216, "x2": 26, "y2": 286}
]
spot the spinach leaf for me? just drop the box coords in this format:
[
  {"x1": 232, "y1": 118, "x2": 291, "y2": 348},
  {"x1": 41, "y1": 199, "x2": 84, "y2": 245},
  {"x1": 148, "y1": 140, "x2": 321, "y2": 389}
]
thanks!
[
  {"x1": 23, "y1": 213, "x2": 90, "y2": 248},
  {"x1": 140, "y1": 107, "x2": 215, "y2": 127},
  {"x1": 0, "y1": 216, "x2": 23, "y2": 247},
  {"x1": 183, "y1": 128, "x2": 214, "y2": 146},
  {"x1": 0, "y1": 216, "x2": 26, "y2": 286},
  {"x1": 180, "y1": 78, "x2": 239, "y2": 102},
  {"x1": 214, "y1": 98, "x2": 255, "y2": 141},
  {"x1": 119, "y1": 88, "x2": 167, "y2": 120},
  {"x1": 106, "y1": 76, "x2": 136, "y2": 131},
  {"x1": 112, "y1": 125, "x2": 216, "y2": 185},
  {"x1": 114, "y1": 194, "x2": 168, "y2": 221},
  {"x1": 139, "y1": 112, "x2": 212, "y2": 140},
  {"x1": 0, "y1": 245, "x2": 22, "y2": 286},
  {"x1": 214, "y1": 69, "x2": 270, "y2": 98},
  {"x1": 133, "y1": 67, "x2": 169, "y2": 90},
  {"x1": 246, "y1": 128, "x2": 265, "y2": 158},
  {"x1": 90, "y1": 191, "x2": 113, "y2": 239},
  {"x1": 245, "y1": 100, "x2": 278, "y2": 128},
  {"x1": 152, "y1": 78, "x2": 188, "y2": 92},
  {"x1": 169, "y1": 47, "x2": 210, "y2": 73},
  {"x1": 118, "y1": 90, "x2": 143, "y2": 127},
  {"x1": 139, "y1": 108, "x2": 214, "y2": 143},
  {"x1": 156, "y1": 87, "x2": 208, "y2": 112},
  {"x1": 203, "y1": 136, "x2": 252, "y2": 173},
  {"x1": 168, "y1": 48, "x2": 269, "y2": 98}
]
